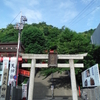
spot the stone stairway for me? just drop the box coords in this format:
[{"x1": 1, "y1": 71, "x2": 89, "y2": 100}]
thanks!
[{"x1": 33, "y1": 72, "x2": 82, "y2": 100}]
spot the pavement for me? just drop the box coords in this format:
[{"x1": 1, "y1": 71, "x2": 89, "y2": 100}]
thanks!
[
  {"x1": 0, "y1": 71, "x2": 83, "y2": 100},
  {"x1": 33, "y1": 97, "x2": 82, "y2": 100},
  {"x1": 33, "y1": 71, "x2": 82, "y2": 100}
]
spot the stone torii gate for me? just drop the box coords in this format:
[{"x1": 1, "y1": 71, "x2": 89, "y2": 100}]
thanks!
[{"x1": 20, "y1": 53, "x2": 87, "y2": 100}]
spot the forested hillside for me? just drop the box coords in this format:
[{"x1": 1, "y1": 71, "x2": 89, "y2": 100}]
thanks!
[{"x1": 0, "y1": 22, "x2": 99, "y2": 85}]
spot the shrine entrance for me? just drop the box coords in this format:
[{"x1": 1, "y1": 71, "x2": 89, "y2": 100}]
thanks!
[{"x1": 20, "y1": 53, "x2": 87, "y2": 100}]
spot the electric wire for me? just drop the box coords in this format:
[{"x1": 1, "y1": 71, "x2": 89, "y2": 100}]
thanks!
[
  {"x1": 71, "y1": 5, "x2": 100, "y2": 26},
  {"x1": 68, "y1": 0, "x2": 95, "y2": 26},
  {"x1": 10, "y1": 11, "x2": 21, "y2": 24}
]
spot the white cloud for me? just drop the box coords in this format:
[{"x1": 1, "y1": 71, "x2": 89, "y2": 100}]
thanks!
[
  {"x1": 3, "y1": 0, "x2": 78, "y2": 25},
  {"x1": 3, "y1": 0, "x2": 39, "y2": 12},
  {"x1": 3, "y1": 0, "x2": 39, "y2": 6},
  {"x1": 60, "y1": 2, "x2": 72, "y2": 8},
  {"x1": 91, "y1": 6, "x2": 100, "y2": 14},
  {"x1": 11, "y1": 8, "x2": 42, "y2": 24},
  {"x1": 87, "y1": 6, "x2": 100, "y2": 28},
  {"x1": 81, "y1": 0, "x2": 92, "y2": 4},
  {"x1": 59, "y1": 1, "x2": 78, "y2": 23},
  {"x1": 3, "y1": 0, "x2": 16, "y2": 10},
  {"x1": 21, "y1": 8, "x2": 42, "y2": 23},
  {"x1": 28, "y1": 0, "x2": 39, "y2": 6},
  {"x1": 87, "y1": 16, "x2": 94, "y2": 27},
  {"x1": 61, "y1": 11, "x2": 78, "y2": 23},
  {"x1": 3, "y1": 0, "x2": 42, "y2": 24},
  {"x1": 59, "y1": 0, "x2": 76, "y2": 9}
]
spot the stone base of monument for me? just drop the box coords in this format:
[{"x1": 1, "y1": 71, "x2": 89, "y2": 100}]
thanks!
[
  {"x1": 94, "y1": 86, "x2": 100, "y2": 100},
  {"x1": 81, "y1": 86, "x2": 100, "y2": 100}
]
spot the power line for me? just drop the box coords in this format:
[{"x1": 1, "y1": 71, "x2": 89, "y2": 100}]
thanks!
[
  {"x1": 68, "y1": 0, "x2": 95, "y2": 26},
  {"x1": 68, "y1": 0, "x2": 95, "y2": 25},
  {"x1": 10, "y1": 11, "x2": 21, "y2": 24},
  {"x1": 71, "y1": 5, "x2": 100, "y2": 26}
]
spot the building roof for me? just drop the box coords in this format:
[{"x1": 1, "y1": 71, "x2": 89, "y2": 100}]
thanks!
[{"x1": 0, "y1": 42, "x2": 24, "y2": 53}]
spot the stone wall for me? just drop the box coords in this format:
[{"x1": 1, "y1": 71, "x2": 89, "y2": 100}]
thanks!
[{"x1": 81, "y1": 86, "x2": 100, "y2": 100}]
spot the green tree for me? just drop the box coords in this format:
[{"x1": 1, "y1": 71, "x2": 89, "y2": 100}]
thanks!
[
  {"x1": 0, "y1": 24, "x2": 18, "y2": 42},
  {"x1": 0, "y1": 22, "x2": 99, "y2": 87},
  {"x1": 45, "y1": 27, "x2": 61, "y2": 50},
  {"x1": 57, "y1": 28, "x2": 90, "y2": 54},
  {"x1": 21, "y1": 26, "x2": 46, "y2": 54}
]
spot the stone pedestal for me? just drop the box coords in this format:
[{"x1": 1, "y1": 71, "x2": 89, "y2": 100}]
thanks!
[{"x1": 81, "y1": 86, "x2": 100, "y2": 100}]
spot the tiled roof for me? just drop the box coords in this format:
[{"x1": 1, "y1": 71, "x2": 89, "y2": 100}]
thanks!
[{"x1": 0, "y1": 42, "x2": 24, "y2": 53}]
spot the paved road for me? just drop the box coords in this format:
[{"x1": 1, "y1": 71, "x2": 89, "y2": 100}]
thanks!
[{"x1": 33, "y1": 96, "x2": 82, "y2": 100}]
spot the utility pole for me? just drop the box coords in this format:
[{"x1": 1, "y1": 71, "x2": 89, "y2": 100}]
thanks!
[{"x1": 14, "y1": 15, "x2": 27, "y2": 86}]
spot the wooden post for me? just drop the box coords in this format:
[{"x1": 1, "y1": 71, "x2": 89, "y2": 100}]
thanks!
[
  {"x1": 69, "y1": 59, "x2": 78, "y2": 100},
  {"x1": 28, "y1": 59, "x2": 35, "y2": 100}
]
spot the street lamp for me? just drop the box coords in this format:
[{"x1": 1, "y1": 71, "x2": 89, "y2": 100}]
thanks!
[{"x1": 14, "y1": 15, "x2": 27, "y2": 86}]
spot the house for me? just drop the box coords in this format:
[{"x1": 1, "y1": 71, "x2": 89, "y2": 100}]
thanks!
[
  {"x1": 0, "y1": 42, "x2": 27, "y2": 86},
  {"x1": 91, "y1": 24, "x2": 100, "y2": 45},
  {"x1": 0, "y1": 42, "x2": 24, "y2": 57}
]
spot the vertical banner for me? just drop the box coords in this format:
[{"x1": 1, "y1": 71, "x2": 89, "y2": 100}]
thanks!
[
  {"x1": 8, "y1": 57, "x2": 16, "y2": 85},
  {"x1": 0, "y1": 57, "x2": 9, "y2": 99},
  {"x1": 0, "y1": 61, "x2": 3, "y2": 86}
]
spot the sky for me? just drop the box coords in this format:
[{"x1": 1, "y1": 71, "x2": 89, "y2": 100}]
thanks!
[{"x1": 0, "y1": 0, "x2": 100, "y2": 32}]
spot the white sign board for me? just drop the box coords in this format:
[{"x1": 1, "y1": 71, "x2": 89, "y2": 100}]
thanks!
[
  {"x1": 22, "y1": 84, "x2": 27, "y2": 98},
  {"x1": 0, "y1": 62, "x2": 3, "y2": 86},
  {"x1": 8, "y1": 57, "x2": 16, "y2": 85},
  {"x1": 82, "y1": 64, "x2": 100, "y2": 87},
  {"x1": 0, "y1": 57, "x2": 9, "y2": 99},
  {"x1": 0, "y1": 58, "x2": 9, "y2": 86}
]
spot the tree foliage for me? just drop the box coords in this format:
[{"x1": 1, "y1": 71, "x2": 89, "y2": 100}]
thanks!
[
  {"x1": 57, "y1": 28, "x2": 90, "y2": 54},
  {"x1": 0, "y1": 24, "x2": 18, "y2": 42},
  {"x1": 0, "y1": 22, "x2": 98, "y2": 86},
  {"x1": 21, "y1": 25, "x2": 46, "y2": 54}
]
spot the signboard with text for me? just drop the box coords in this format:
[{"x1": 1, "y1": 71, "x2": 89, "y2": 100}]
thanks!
[
  {"x1": 19, "y1": 69, "x2": 30, "y2": 77},
  {"x1": 8, "y1": 57, "x2": 16, "y2": 85},
  {"x1": 22, "y1": 84, "x2": 27, "y2": 98},
  {"x1": 48, "y1": 52, "x2": 57, "y2": 67},
  {"x1": 0, "y1": 57, "x2": 9, "y2": 99},
  {"x1": 82, "y1": 64, "x2": 100, "y2": 87},
  {"x1": 0, "y1": 62, "x2": 3, "y2": 86}
]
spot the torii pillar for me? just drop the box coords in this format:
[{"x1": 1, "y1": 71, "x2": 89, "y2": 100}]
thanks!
[
  {"x1": 20, "y1": 53, "x2": 87, "y2": 100},
  {"x1": 69, "y1": 59, "x2": 78, "y2": 100}
]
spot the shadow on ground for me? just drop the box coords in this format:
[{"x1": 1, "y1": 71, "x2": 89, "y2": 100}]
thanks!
[
  {"x1": 33, "y1": 82, "x2": 48, "y2": 99},
  {"x1": 48, "y1": 75, "x2": 71, "y2": 89}
]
